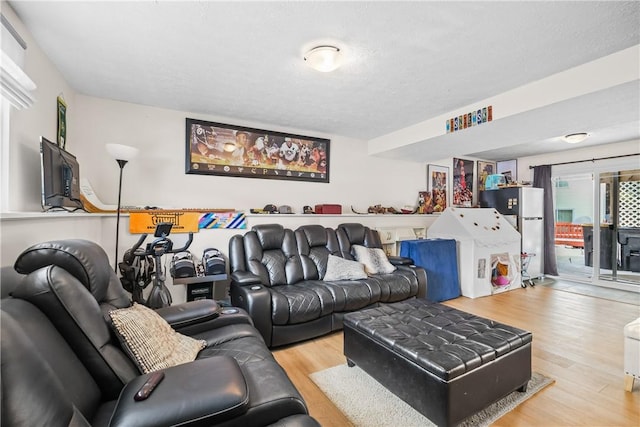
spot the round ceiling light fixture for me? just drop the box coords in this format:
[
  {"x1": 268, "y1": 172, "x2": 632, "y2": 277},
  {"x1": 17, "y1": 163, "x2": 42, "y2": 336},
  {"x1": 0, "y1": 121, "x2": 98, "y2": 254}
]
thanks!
[
  {"x1": 304, "y1": 46, "x2": 342, "y2": 72},
  {"x1": 563, "y1": 132, "x2": 589, "y2": 144}
]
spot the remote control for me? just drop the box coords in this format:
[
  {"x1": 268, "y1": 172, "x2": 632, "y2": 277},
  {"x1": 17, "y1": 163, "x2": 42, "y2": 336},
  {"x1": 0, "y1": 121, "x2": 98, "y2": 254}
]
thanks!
[{"x1": 134, "y1": 371, "x2": 165, "y2": 401}]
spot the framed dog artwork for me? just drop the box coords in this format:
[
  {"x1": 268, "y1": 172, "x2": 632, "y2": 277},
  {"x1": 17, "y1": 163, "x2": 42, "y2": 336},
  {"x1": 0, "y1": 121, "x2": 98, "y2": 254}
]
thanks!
[{"x1": 185, "y1": 118, "x2": 330, "y2": 183}]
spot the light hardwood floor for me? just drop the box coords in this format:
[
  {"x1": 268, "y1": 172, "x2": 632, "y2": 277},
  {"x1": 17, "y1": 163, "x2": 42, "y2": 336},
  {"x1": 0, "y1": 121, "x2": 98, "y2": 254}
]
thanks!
[{"x1": 272, "y1": 285, "x2": 640, "y2": 426}]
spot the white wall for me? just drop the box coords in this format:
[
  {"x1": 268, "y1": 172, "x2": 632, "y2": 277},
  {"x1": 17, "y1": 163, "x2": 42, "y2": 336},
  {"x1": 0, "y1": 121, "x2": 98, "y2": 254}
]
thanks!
[
  {"x1": 2, "y1": 1, "x2": 77, "y2": 212},
  {"x1": 70, "y1": 96, "x2": 426, "y2": 212},
  {"x1": 3, "y1": 0, "x2": 429, "y2": 213},
  {"x1": 517, "y1": 139, "x2": 640, "y2": 182}
]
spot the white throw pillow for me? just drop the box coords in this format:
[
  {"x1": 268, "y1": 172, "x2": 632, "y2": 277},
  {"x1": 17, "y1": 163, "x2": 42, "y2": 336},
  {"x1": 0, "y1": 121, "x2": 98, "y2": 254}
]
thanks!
[
  {"x1": 109, "y1": 303, "x2": 207, "y2": 373},
  {"x1": 323, "y1": 254, "x2": 368, "y2": 281},
  {"x1": 352, "y1": 245, "x2": 396, "y2": 275}
]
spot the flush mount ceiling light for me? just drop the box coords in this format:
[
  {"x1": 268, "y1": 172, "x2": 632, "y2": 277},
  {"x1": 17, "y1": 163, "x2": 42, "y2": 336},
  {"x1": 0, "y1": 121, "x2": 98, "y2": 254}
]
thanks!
[
  {"x1": 563, "y1": 132, "x2": 589, "y2": 144},
  {"x1": 304, "y1": 46, "x2": 342, "y2": 72}
]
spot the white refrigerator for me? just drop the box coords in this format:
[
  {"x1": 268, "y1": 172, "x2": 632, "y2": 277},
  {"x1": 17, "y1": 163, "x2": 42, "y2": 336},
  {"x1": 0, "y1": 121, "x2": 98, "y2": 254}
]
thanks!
[{"x1": 479, "y1": 187, "x2": 544, "y2": 279}]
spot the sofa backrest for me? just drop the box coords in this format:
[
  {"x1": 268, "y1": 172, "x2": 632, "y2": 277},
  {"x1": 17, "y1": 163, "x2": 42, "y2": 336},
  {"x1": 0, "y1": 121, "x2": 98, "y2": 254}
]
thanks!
[
  {"x1": 11, "y1": 265, "x2": 140, "y2": 400},
  {"x1": 230, "y1": 223, "x2": 389, "y2": 284},
  {"x1": 238, "y1": 224, "x2": 304, "y2": 287},
  {"x1": 1, "y1": 298, "x2": 98, "y2": 427},
  {"x1": 14, "y1": 239, "x2": 131, "y2": 312},
  {"x1": 336, "y1": 223, "x2": 384, "y2": 260},
  {"x1": 294, "y1": 224, "x2": 341, "y2": 280}
]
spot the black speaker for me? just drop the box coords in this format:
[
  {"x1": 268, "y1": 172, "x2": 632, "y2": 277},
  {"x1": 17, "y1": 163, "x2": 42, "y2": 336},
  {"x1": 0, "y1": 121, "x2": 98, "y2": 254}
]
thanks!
[
  {"x1": 202, "y1": 248, "x2": 225, "y2": 275},
  {"x1": 170, "y1": 251, "x2": 196, "y2": 278}
]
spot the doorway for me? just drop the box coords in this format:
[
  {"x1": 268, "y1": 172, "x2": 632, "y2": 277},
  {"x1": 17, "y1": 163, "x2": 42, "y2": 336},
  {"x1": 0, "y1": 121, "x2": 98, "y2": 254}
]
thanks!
[
  {"x1": 553, "y1": 167, "x2": 640, "y2": 291},
  {"x1": 598, "y1": 169, "x2": 640, "y2": 285},
  {"x1": 553, "y1": 173, "x2": 593, "y2": 280}
]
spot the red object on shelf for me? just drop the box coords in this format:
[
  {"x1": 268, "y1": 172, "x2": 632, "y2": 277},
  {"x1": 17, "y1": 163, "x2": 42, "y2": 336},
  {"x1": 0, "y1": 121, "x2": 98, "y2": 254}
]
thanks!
[{"x1": 314, "y1": 204, "x2": 342, "y2": 214}]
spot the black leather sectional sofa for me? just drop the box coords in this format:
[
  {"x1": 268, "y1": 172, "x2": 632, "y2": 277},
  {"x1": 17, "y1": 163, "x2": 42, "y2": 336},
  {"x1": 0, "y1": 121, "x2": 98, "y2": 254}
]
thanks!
[
  {"x1": 1, "y1": 240, "x2": 319, "y2": 427},
  {"x1": 229, "y1": 223, "x2": 428, "y2": 348}
]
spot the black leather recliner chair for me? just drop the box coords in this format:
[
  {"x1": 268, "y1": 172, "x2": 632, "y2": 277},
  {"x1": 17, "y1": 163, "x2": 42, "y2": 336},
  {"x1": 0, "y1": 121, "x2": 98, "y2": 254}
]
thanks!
[
  {"x1": 2, "y1": 239, "x2": 319, "y2": 427},
  {"x1": 229, "y1": 223, "x2": 427, "y2": 348}
]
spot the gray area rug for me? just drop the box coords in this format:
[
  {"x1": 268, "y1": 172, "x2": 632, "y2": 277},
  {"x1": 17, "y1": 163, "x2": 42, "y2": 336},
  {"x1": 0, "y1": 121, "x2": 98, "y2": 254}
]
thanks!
[{"x1": 310, "y1": 364, "x2": 554, "y2": 427}]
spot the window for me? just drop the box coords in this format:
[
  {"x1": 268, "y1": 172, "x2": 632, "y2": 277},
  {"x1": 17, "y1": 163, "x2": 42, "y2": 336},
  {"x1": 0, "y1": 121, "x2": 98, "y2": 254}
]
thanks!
[
  {"x1": 1, "y1": 13, "x2": 36, "y2": 211},
  {"x1": 555, "y1": 209, "x2": 573, "y2": 223}
]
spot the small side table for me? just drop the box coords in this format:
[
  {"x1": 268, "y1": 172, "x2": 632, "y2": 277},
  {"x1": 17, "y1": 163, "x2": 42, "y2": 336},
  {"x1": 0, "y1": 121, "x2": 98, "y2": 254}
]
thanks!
[{"x1": 173, "y1": 274, "x2": 228, "y2": 302}]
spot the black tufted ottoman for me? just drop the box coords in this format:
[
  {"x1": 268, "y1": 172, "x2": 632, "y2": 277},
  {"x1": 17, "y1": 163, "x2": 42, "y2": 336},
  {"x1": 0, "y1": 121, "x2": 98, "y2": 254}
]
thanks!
[{"x1": 343, "y1": 299, "x2": 532, "y2": 427}]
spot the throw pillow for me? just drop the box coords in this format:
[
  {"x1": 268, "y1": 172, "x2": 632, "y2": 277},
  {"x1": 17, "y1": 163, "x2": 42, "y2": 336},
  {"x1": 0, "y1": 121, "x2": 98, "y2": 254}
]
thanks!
[
  {"x1": 323, "y1": 254, "x2": 368, "y2": 281},
  {"x1": 352, "y1": 245, "x2": 396, "y2": 275},
  {"x1": 109, "y1": 303, "x2": 206, "y2": 373}
]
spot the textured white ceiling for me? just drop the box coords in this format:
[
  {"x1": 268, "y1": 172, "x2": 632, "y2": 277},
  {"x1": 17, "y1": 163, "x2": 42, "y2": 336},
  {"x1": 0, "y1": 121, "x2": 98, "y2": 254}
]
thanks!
[{"x1": 8, "y1": 1, "x2": 640, "y2": 161}]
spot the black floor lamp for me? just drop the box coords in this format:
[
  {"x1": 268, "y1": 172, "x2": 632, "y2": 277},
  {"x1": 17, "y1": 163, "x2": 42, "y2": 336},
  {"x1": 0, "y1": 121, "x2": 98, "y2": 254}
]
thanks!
[{"x1": 106, "y1": 143, "x2": 139, "y2": 272}]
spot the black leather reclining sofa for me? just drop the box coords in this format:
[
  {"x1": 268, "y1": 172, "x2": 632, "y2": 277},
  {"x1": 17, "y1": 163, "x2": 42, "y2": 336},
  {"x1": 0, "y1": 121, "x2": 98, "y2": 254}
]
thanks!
[
  {"x1": 229, "y1": 223, "x2": 428, "y2": 348},
  {"x1": 1, "y1": 239, "x2": 319, "y2": 427}
]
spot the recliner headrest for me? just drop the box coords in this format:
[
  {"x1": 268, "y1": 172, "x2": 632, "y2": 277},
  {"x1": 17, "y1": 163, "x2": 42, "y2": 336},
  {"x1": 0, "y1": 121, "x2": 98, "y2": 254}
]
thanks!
[
  {"x1": 14, "y1": 239, "x2": 115, "y2": 302},
  {"x1": 253, "y1": 224, "x2": 286, "y2": 250},
  {"x1": 297, "y1": 225, "x2": 328, "y2": 247},
  {"x1": 338, "y1": 223, "x2": 366, "y2": 245}
]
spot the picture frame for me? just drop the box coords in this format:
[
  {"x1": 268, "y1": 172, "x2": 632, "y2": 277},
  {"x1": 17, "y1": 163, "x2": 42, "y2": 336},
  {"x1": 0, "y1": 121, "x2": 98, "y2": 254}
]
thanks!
[
  {"x1": 453, "y1": 158, "x2": 474, "y2": 207},
  {"x1": 426, "y1": 164, "x2": 449, "y2": 213},
  {"x1": 185, "y1": 118, "x2": 330, "y2": 183},
  {"x1": 417, "y1": 191, "x2": 434, "y2": 214},
  {"x1": 497, "y1": 159, "x2": 517, "y2": 183},
  {"x1": 57, "y1": 96, "x2": 67, "y2": 149},
  {"x1": 477, "y1": 160, "x2": 497, "y2": 191}
]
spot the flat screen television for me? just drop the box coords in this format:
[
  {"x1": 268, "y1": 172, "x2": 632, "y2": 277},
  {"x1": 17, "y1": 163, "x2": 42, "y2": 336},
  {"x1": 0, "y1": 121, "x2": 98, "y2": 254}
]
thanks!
[{"x1": 40, "y1": 136, "x2": 83, "y2": 211}]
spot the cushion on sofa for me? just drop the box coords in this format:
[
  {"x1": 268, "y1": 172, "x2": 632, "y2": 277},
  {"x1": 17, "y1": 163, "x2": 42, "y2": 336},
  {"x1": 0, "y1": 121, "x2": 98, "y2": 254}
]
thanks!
[
  {"x1": 109, "y1": 303, "x2": 206, "y2": 373},
  {"x1": 323, "y1": 255, "x2": 368, "y2": 281},
  {"x1": 352, "y1": 245, "x2": 396, "y2": 275}
]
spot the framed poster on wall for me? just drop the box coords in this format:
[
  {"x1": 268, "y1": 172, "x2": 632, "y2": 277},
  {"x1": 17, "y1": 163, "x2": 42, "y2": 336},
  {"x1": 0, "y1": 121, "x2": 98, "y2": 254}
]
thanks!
[
  {"x1": 453, "y1": 158, "x2": 474, "y2": 207},
  {"x1": 426, "y1": 164, "x2": 449, "y2": 213},
  {"x1": 185, "y1": 118, "x2": 330, "y2": 183},
  {"x1": 477, "y1": 160, "x2": 496, "y2": 191}
]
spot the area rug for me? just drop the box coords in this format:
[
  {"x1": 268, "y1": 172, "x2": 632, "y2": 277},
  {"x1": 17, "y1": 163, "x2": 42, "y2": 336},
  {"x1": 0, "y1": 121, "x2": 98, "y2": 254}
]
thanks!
[{"x1": 309, "y1": 364, "x2": 554, "y2": 427}]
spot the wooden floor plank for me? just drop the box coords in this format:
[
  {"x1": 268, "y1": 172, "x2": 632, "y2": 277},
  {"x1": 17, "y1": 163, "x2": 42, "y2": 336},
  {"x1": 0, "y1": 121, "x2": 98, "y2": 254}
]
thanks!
[{"x1": 272, "y1": 285, "x2": 640, "y2": 426}]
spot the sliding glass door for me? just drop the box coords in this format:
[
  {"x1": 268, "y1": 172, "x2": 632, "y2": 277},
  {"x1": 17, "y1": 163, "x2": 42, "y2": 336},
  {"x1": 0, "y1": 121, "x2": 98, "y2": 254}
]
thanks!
[
  {"x1": 553, "y1": 173, "x2": 594, "y2": 280},
  {"x1": 552, "y1": 163, "x2": 639, "y2": 291},
  {"x1": 598, "y1": 170, "x2": 640, "y2": 286}
]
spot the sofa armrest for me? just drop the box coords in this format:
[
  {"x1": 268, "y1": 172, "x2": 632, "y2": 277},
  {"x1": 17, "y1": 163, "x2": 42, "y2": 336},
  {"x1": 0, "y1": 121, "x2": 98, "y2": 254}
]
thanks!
[
  {"x1": 229, "y1": 282, "x2": 273, "y2": 346},
  {"x1": 155, "y1": 299, "x2": 220, "y2": 329},
  {"x1": 175, "y1": 307, "x2": 255, "y2": 336},
  {"x1": 396, "y1": 264, "x2": 428, "y2": 299},
  {"x1": 230, "y1": 270, "x2": 263, "y2": 286},
  {"x1": 110, "y1": 356, "x2": 249, "y2": 427},
  {"x1": 388, "y1": 256, "x2": 414, "y2": 266}
]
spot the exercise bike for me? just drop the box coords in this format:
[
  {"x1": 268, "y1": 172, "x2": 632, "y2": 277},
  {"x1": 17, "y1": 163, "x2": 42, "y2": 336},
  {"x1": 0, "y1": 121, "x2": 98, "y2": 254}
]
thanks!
[{"x1": 118, "y1": 222, "x2": 193, "y2": 309}]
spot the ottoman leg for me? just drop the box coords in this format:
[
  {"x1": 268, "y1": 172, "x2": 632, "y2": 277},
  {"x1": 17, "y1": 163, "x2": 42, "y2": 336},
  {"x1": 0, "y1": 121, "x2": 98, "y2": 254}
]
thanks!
[{"x1": 625, "y1": 374, "x2": 635, "y2": 392}]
